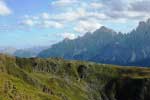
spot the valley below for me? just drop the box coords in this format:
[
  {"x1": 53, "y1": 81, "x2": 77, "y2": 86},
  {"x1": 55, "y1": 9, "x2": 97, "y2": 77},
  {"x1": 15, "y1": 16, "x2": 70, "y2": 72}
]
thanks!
[{"x1": 0, "y1": 54, "x2": 150, "y2": 100}]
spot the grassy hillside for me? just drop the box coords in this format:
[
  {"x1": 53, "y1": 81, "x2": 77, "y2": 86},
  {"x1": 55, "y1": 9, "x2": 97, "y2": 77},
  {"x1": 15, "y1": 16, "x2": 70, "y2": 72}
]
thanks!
[{"x1": 0, "y1": 54, "x2": 150, "y2": 100}]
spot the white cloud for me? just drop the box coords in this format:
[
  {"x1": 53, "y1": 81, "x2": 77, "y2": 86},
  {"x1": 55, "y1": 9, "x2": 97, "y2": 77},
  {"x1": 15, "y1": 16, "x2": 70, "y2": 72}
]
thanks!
[
  {"x1": 87, "y1": 12, "x2": 108, "y2": 20},
  {"x1": 90, "y1": 2, "x2": 104, "y2": 9},
  {"x1": 98, "y1": 0, "x2": 150, "y2": 20},
  {"x1": 22, "y1": 19, "x2": 35, "y2": 26},
  {"x1": 20, "y1": 15, "x2": 63, "y2": 29},
  {"x1": 39, "y1": 8, "x2": 108, "y2": 23},
  {"x1": 51, "y1": 0, "x2": 78, "y2": 6},
  {"x1": 125, "y1": 11, "x2": 143, "y2": 18},
  {"x1": 42, "y1": 21, "x2": 63, "y2": 29},
  {"x1": 130, "y1": 0, "x2": 150, "y2": 12},
  {"x1": 41, "y1": 12, "x2": 50, "y2": 19},
  {"x1": 0, "y1": 0, "x2": 12, "y2": 16},
  {"x1": 74, "y1": 19, "x2": 102, "y2": 34},
  {"x1": 18, "y1": 0, "x2": 150, "y2": 34},
  {"x1": 49, "y1": 8, "x2": 87, "y2": 22},
  {"x1": 55, "y1": 11, "x2": 80, "y2": 22},
  {"x1": 101, "y1": 0, "x2": 126, "y2": 11},
  {"x1": 60, "y1": 32, "x2": 76, "y2": 40}
]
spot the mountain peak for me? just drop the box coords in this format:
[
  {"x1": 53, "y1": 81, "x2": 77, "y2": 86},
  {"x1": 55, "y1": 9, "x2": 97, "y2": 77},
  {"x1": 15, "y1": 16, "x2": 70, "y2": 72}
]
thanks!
[
  {"x1": 136, "y1": 20, "x2": 147, "y2": 31},
  {"x1": 63, "y1": 38, "x2": 71, "y2": 42},
  {"x1": 100, "y1": 26, "x2": 109, "y2": 31},
  {"x1": 93, "y1": 26, "x2": 117, "y2": 36},
  {"x1": 98, "y1": 26, "x2": 115, "y2": 33},
  {"x1": 138, "y1": 18, "x2": 150, "y2": 27},
  {"x1": 136, "y1": 18, "x2": 150, "y2": 32},
  {"x1": 147, "y1": 18, "x2": 150, "y2": 24},
  {"x1": 139, "y1": 21, "x2": 145, "y2": 26}
]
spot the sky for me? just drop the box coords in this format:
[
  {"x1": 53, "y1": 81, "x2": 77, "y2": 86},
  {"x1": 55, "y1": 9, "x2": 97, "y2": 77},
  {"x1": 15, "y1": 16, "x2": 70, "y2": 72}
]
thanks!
[{"x1": 0, "y1": 0, "x2": 150, "y2": 48}]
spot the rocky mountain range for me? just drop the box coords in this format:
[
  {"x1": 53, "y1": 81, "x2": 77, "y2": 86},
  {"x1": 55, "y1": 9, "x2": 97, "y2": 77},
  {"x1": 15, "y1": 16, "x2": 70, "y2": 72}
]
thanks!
[{"x1": 38, "y1": 19, "x2": 150, "y2": 67}]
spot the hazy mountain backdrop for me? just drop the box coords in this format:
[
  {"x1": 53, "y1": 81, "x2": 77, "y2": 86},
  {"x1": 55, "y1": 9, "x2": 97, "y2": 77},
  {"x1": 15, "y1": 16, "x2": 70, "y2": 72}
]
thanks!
[{"x1": 38, "y1": 19, "x2": 150, "y2": 67}]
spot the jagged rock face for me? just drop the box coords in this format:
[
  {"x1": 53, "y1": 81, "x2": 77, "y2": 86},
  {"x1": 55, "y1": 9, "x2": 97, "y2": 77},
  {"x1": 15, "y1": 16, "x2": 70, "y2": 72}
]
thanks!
[
  {"x1": 101, "y1": 79, "x2": 150, "y2": 100},
  {"x1": 38, "y1": 19, "x2": 150, "y2": 67},
  {"x1": 38, "y1": 26, "x2": 117, "y2": 60},
  {"x1": 77, "y1": 65, "x2": 87, "y2": 79}
]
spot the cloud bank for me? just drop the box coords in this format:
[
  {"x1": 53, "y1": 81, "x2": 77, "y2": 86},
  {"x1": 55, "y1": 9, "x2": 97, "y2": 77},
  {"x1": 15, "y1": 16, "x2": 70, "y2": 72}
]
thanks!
[{"x1": 0, "y1": 0, "x2": 11, "y2": 16}]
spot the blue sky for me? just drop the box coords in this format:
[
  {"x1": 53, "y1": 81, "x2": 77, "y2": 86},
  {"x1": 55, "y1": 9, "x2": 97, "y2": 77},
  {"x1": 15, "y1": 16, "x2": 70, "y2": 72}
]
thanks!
[{"x1": 0, "y1": 0, "x2": 150, "y2": 48}]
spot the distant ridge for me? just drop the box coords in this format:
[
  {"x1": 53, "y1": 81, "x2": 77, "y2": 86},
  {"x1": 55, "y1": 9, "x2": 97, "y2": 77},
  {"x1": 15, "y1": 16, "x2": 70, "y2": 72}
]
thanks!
[{"x1": 0, "y1": 46, "x2": 49, "y2": 58}]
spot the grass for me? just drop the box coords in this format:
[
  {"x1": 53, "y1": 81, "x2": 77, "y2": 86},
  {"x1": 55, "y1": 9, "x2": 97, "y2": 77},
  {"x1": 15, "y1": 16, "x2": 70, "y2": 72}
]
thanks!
[{"x1": 0, "y1": 54, "x2": 150, "y2": 100}]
